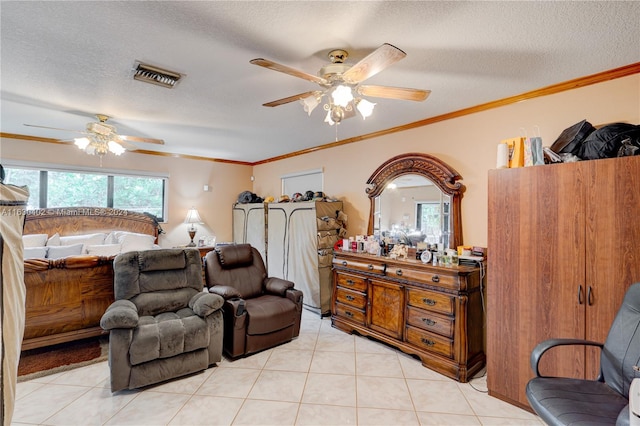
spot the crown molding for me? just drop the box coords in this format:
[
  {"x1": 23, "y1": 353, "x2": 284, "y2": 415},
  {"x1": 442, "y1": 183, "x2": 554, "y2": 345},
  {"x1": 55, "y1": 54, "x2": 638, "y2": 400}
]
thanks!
[{"x1": 4, "y1": 62, "x2": 639, "y2": 167}]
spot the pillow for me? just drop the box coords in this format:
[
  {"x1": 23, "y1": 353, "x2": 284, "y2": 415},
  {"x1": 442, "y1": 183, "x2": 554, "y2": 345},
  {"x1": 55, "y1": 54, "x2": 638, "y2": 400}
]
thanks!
[
  {"x1": 86, "y1": 243, "x2": 121, "y2": 257},
  {"x1": 23, "y1": 246, "x2": 48, "y2": 260},
  {"x1": 104, "y1": 231, "x2": 117, "y2": 245},
  {"x1": 46, "y1": 233, "x2": 60, "y2": 246},
  {"x1": 118, "y1": 233, "x2": 155, "y2": 253},
  {"x1": 59, "y1": 233, "x2": 106, "y2": 247},
  {"x1": 112, "y1": 231, "x2": 152, "y2": 241},
  {"x1": 47, "y1": 243, "x2": 83, "y2": 260},
  {"x1": 23, "y1": 234, "x2": 48, "y2": 248}
]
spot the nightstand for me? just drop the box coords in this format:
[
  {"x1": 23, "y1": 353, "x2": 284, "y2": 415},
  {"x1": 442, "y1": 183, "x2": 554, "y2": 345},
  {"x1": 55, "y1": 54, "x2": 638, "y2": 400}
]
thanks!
[{"x1": 175, "y1": 245, "x2": 216, "y2": 258}]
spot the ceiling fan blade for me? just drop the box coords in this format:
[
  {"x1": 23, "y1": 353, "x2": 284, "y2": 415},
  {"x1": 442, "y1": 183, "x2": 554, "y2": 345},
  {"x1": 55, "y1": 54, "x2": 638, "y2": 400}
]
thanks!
[
  {"x1": 23, "y1": 123, "x2": 85, "y2": 134},
  {"x1": 119, "y1": 134, "x2": 165, "y2": 145},
  {"x1": 342, "y1": 43, "x2": 407, "y2": 84},
  {"x1": 250, "y1": 58, "x2": 328, "y2": 85},
  {"x1": 263, "y1": 91, "x2": 322, "y2": 107},
  {"x1": 116, "y1": 139, "x2": 139, "y2": 151},
  {"x1": 358, "y1": 85, "x2": 431, "y2": 101}
]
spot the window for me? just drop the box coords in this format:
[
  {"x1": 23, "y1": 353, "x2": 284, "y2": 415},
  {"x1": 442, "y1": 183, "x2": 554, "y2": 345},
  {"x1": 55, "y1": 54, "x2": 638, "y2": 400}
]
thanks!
[
  {"x1": 113, "y1": 175, "x2": 164, "y2": 218},
  {"x1": 281, "y1": 168, "x2": 323, "y2": 197},
  {"x1": 416, "y1": 201, "x2": 450, "y2": 243},
  {"x1": 3, "y1": 168, "x2": 40, "y2": 210},
  {"x1": 3, "y1": 164, "x2": 167, "y2": 221},
  {"x1": 47, "y1": 171, "x2": 108, "y2": 208},
  {"x1": 416, "y1": 202, "x2": 441, "y2": 234}
]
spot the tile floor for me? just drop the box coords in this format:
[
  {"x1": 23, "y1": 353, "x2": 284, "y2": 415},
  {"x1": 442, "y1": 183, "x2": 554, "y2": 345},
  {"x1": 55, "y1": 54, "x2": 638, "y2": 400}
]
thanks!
[{"x1": 12, "y1": 310, "x2": 542, "y2": 425}]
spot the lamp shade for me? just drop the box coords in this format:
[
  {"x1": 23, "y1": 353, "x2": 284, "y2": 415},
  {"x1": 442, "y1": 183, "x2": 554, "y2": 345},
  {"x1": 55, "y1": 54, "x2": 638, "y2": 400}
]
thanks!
[{"x1": 184, "y1": 207, "x2": 203, "y2": 224}]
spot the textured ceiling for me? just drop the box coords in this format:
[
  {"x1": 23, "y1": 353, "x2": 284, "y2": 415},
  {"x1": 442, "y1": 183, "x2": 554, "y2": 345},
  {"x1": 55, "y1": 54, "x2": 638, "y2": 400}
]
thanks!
[{"x1": 1, "y1": 1, "x2": 639, "y2": 163}]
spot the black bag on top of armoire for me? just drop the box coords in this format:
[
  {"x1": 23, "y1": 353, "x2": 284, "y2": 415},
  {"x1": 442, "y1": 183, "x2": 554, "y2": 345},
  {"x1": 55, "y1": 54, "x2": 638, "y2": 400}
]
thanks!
[{"x1": 578, "y1": 123, "x2": 640, "y2": 160}]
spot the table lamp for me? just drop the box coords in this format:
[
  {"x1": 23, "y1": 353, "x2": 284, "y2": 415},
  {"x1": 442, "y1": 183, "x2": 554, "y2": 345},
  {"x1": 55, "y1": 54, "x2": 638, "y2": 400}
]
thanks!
[{"x1": 184, "y1": 207, "x2": 203, "y2": 247}]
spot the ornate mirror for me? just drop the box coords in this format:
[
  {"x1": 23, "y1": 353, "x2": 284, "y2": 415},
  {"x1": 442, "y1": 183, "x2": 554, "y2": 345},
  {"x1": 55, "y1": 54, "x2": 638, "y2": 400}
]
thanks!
[{"x1": 366, "y1": 152, "x2": 465, "y2": 249}]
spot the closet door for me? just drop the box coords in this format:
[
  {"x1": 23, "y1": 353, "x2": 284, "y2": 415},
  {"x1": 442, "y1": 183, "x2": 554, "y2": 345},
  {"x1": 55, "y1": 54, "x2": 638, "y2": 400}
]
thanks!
[
  {"x1": 585, "y1": 156, "x2": 640, "y2": 378},
  {"x1": 487, "y1": 162, "x2": 587, "y2": 408}
]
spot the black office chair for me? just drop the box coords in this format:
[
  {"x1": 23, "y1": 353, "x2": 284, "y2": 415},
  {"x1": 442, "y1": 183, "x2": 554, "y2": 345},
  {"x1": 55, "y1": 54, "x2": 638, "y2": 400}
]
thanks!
[{"x1": 526, "y1": 282, "x2": 640, "y2": 426}]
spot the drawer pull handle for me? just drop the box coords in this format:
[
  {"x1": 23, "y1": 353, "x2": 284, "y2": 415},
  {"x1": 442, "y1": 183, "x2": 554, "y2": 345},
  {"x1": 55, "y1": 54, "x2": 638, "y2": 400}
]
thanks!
[
  {"x1": 421, "y1": 318, "x2": 436, "y2": 326},
  {"x1": 396, "y1": 269, "x2": 403, "y2": 276},
  {"x1": 345, "y1": 311, "x2": 353, "y2": 318},
  {"x1": 422, "y1": 298, "x2": 437, "y2": 306},
  {"x1": 346, "y1": 279, "x2": 355, "y2": 285},
  {"x1": 345, "y1": 295, "x2": 355, "y2": 301},
  {"x1": 368, "y1": 264, "x2": 374, "y2": 270},
  {"x1": 420, "y1": 338, "x2": 435, "y2": 347},
  {"x1": 432, "y1": 275, "x2": 440, "y2": 283},
  {"x1": 342, "y1": 261, "x2": 347, "y2": 266}
]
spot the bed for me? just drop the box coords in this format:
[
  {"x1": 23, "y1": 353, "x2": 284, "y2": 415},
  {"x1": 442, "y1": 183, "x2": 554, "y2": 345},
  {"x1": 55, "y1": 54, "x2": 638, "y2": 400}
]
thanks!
[{"x1": 22, "y1": 207, "x2": 160, "y2": 350}]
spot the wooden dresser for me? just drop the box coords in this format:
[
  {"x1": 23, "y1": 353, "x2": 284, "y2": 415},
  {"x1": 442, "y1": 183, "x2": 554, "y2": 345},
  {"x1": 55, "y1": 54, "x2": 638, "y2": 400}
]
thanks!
[{"x1": 331, "y1": 250, "x2": 485, "y2": 382}]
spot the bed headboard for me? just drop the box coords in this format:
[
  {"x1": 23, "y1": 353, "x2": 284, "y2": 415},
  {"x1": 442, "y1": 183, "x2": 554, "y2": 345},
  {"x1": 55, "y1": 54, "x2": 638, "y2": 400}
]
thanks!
[{"x1": 24, "y1": 207, "x2": 160, "y2": 242}]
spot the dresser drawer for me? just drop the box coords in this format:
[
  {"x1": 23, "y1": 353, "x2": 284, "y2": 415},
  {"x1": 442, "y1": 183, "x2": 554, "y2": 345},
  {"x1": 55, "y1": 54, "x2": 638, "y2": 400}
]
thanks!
[
  {"x1": 407, "y1": 288, "x2": 455, "y2": 316},
  {"x1": 406, "y1": 306, "x2": 454, "y2": 338},
  {"x1": 406, "y1": 325, "x2": 454, "y2": 359},
  {"x1": 334, "y1": 256, "x2": 385, "y2": 275},
  {"x1": 335, "y1": 272, "x2": 367, "y2": 293},
  {"x1": 334, "y1": 302, "x2": 366, "y2": 325},
  {"x1": 387, "y1": 266, "x2": 459, "y2": 289},
  {"x1": 335, "y1": 287, "x2": 367, "y2": 309}
]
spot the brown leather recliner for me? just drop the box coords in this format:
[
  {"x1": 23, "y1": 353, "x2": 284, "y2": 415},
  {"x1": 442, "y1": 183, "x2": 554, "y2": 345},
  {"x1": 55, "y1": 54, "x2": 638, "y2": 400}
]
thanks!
[{"x1": 204, "y1": 244, "x2": 303, "y2": 358}]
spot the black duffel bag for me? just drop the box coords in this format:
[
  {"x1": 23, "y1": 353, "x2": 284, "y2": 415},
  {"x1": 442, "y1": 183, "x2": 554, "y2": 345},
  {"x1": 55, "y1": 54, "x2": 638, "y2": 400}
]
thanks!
[
  {"x1": 578, "y1": 123, "x2": 640, "y2": 160},
  {"x1": 549, "y1": 119, "x2": 595, "y2": 155}
]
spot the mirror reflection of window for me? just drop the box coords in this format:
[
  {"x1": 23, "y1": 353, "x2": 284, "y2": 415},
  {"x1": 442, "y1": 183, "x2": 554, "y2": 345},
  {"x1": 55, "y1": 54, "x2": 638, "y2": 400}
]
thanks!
[{"x1": 376, "y1": 174, "x2": 452, "y2": 247}]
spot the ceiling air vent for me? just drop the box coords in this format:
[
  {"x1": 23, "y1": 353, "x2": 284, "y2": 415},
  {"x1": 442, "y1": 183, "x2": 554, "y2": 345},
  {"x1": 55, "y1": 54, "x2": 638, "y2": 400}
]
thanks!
[{"x1": 133, "y1": 62, "x2": 182, "y2": 88}]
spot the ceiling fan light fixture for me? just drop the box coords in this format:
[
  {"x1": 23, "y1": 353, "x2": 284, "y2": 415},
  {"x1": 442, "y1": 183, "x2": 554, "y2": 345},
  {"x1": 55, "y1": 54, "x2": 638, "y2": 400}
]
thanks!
[
  {"x1": 301, "y1": 95, "x2": 320, "y2": 116},
  {"x1": 133, "y1": 62, "x2": 182, "y2": 89},
  {"x1": 74, "y1": 137, "x2": 91, "y2": 150},
  {"x1": 108, "y1": 140, "x2": 126, "y2": 155},
  {"x1": 324, "y1": 109, "x2": 337, "y2": 126},
  {"x1": 331, "y1": 85, "x2": 354, "y2": 108},
  {"x1": 356, "y1": 98, "x2": 376, "y2": 119},
  {"x1": 74, "y1": 134, "x2": 125, "y2": 158}
]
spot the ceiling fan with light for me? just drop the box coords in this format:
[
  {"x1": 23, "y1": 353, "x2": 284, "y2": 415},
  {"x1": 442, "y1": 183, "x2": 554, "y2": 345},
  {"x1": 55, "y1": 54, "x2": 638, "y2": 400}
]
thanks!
[
  {"x1": 250, "y1": 43, "x2": 430, "y2": 125},
  {"x1": 24, "y1": 114, "x2": 164, "y2": 158}
]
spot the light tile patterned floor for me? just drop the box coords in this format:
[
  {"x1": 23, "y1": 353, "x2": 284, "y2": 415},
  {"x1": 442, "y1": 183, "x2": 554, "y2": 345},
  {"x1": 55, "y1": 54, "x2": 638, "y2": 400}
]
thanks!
[{"x1": 12, "y1": 310, "x2": 542, "y2": 425}]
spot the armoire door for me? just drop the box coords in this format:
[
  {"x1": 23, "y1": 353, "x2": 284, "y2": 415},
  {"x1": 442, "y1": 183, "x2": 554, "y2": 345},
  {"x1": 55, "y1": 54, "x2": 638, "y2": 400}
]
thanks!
[
  {"x1": 487, "y1": 162, "x2": 587, "y2": 408},
  {"x1": 585, "y1": 156, "x2": 640, "y2": 378}
]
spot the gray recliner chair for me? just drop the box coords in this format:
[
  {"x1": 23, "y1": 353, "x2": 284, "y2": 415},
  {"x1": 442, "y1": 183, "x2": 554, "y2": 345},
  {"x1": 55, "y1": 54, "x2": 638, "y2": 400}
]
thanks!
[
  {"x1": 526, "y1": 282, "x2": 640, "y2": 426},
  {"x1": 100, "y1": 248, "x2": 224, "y2": 392}
]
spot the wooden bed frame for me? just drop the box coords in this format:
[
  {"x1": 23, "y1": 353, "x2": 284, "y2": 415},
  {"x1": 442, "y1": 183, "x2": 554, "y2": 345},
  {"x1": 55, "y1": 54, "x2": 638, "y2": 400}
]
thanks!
[{"x1": 22, "y1": 207, "x2": 160, "y2": 351}]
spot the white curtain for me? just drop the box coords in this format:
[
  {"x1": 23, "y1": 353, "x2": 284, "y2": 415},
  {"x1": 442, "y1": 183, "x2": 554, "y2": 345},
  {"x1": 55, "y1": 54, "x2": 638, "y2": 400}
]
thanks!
[
  {"x1": 232, "y1": 203, "x2": 266, "y2": 261},
  {"x1": 267, "y1": 204, "x2": 320, "y2": 309},
  {"x1": 1, "y1": 182, "x2": 29, "y2": 426}
]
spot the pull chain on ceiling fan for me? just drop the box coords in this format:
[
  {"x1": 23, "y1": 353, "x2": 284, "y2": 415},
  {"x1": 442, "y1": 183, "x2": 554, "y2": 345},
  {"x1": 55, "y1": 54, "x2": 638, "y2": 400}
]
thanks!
[{"x1": 250, "y1": 43, "x2": 430, "y2": 126}]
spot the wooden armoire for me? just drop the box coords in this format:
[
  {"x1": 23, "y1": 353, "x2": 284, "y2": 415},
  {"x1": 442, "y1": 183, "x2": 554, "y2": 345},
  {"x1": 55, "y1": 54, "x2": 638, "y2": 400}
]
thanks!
[{"x1": 486, "y1": 155, "x2": 640, "y2": 410}]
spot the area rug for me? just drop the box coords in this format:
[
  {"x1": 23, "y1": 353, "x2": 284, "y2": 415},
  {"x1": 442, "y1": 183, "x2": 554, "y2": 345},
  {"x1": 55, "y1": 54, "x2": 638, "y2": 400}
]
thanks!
[{"x1": 17, "y1": 336, "x2": 108, "y2": 382}]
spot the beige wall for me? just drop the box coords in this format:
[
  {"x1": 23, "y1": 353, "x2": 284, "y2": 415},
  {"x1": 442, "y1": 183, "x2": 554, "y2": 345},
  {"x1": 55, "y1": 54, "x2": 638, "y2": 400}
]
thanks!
[
  {"x1": 0, "y1": 138, "x2": 253, "y2": 247},
  {"x1": 253, "y1": 74, "x2": 640, "y2": 247},
  {"x1": 1, "y1": 74, "x2": 638, "y2": 249}
]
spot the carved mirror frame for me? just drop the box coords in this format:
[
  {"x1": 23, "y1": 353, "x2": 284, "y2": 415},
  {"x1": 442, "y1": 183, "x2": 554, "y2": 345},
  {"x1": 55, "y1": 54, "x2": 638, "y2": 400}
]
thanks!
[{"x1": 366, "y1": 152, "x2": 465, "y2": 249}]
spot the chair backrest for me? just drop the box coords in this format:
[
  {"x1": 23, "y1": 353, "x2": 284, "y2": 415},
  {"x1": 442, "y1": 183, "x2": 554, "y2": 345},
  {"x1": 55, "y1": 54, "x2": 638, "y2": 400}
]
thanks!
[
  {"x1": 113, "y1": 248, "x2": 203, "y2": 316},
  {"x1": 601, "y1": 282, "x2": 640, "y2": 398},
  {"x1": 204, "y1": 244, "x2": 266, "y2": 299}
]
